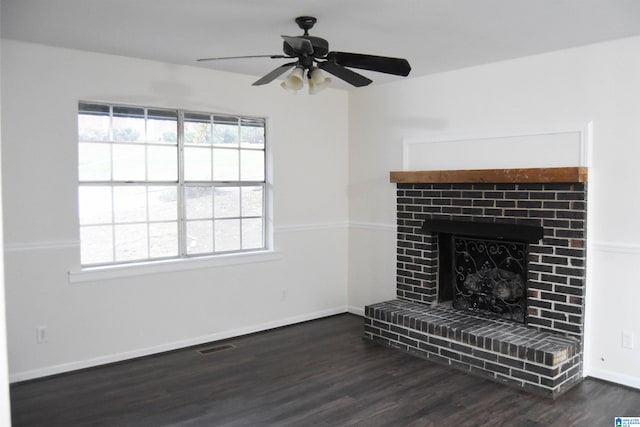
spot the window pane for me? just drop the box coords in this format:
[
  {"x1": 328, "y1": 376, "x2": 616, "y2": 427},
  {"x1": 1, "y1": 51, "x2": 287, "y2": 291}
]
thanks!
[
  {"x1": 79, "y1": 102, "x2": 266, "y2": 264},
  {"x1": 186, "y1": 220, "x2": 213, "y2": 254},
  {"x1": 242, "y1": 218, "x2": 263, "y2": 249},
  {"x1": 113, "y1": 107, "x2": 145, "y2": 142},
  {"x1": 147, "y1": 118, "x2": 177, "y2": 143},
  {"x1": 79, "y1": 186, "x2": 112, "y2": 225},
  {"x1": 215, "y1": 219, "x2": 240, "y2": 252},
  {"x1": 113, "y1": 186, "x2": 147, "y2": 223},
  {"x1": 147, "y1": 145, "x2": 178, "y2": 181},
  {"x1": 79, "y1": 142, "x2": 111, "y2": 181},
  {"x1": 214, "y1": 187, "x2": 240, "y2": 218},
  {"x1": 148, "y1": 186, "x2": 178, "y2": 221},
  {"x1": 184, "y1": 117, "x2": 211, "y2": 145},
  {"x1": 79, "y1": 113, "x2": 110, "y2": 142},
  {"x1": 149, "y1": 222, "x2": 178, "y2": 258},
  {"x1": 184, "y1": 146, "x2": 212, "y2": 181},
  {"x1": 112, "y1": 144, "x2": 145, "y2": 181},
  {"x1": 213, "y1": 149, "x2": 239, "y2": 181},
  {"x1": 213, "y1": 117, "x2": 238, "y2": 146},
  {"x1": 240, "y1": 120, "x2": 265, "y2": 149},
  {"x1": 240, "y1": 149, "x2": 265, "y2": 181},
  {"x1": 115, "y1": 224, "x2": 148, "y2": 261},
  {"x1": 241, "y1": 186, "x2": 263, "y2": 217},
  {"x1": 185, "y1": 186, "x2": 213, "y2": 219},
  {"x1": 81, "y1": 225, "x2": 113, "y2": 264},
  {"x1": 147, "y1": 109, "x2": 177, "y2": 143}
]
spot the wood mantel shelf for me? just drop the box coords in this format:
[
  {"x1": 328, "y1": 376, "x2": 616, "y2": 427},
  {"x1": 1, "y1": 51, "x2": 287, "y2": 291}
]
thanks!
[{"x1": 390, "y1": 167, "x2": 588, "y2": 184}]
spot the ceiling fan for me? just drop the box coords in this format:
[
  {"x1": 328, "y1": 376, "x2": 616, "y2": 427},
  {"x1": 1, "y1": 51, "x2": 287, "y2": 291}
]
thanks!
[{"x1": 197, "y1": 16, "x2": 411, "y2": 93}]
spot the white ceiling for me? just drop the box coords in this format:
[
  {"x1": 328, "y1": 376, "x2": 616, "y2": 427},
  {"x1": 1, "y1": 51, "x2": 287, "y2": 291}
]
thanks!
[{"x1": 2, "y1": 0, "x2": 640, "y2": 89}]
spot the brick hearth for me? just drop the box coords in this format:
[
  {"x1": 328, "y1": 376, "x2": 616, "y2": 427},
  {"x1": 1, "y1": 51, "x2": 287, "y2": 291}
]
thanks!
[{"x1": 364, "y1": 169, "x2": 587, "y2": 398}]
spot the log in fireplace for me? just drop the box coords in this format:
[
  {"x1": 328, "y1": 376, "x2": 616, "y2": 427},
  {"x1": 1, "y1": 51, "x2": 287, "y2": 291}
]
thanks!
[{"x1": 422, "y1": 218, "x2": 544, "y2": 324}]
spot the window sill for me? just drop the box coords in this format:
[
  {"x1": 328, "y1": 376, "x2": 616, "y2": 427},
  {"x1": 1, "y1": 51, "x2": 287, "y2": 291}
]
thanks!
[{"x1": 68, "y1": 250, "x2": 282, "y2": 284}]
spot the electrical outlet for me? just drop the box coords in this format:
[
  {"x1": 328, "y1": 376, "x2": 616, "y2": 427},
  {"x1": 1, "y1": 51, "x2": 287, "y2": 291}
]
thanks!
[
  {"x1": 36, "y1": 326, "x2": 48, "y2": 344},
  {"x1": 280, "y1": 289, "x2": 287, "y2": 302},
  {"x1": 622, "y1": 330, "x2": 634, "y2": 349}
]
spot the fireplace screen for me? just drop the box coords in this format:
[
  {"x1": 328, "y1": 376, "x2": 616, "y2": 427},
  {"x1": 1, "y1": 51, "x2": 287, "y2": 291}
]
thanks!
[{"x1": 452, "y1": 236, "x2": 527, "y2": 323}]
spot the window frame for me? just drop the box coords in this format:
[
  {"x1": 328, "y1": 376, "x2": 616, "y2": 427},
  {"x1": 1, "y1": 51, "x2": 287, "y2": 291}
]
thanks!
[{"x1": 77, "y1": 101, "x2": 269, "y2": 268}]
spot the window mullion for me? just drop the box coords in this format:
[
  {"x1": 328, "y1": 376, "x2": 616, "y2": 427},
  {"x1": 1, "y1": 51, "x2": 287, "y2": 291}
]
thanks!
[
  {"x1": 145, "y1": 186, "x2": 151, "y2": 259},
  {"x1": 211, "y1": 118, "x2": 216, "y2": 253},
  {"x1": 144, "y1": 110, "x2": 151, "y2": 259},
  {"x1": 177, "y1": 110, "x2": 187, "y2": 257},
  {"x1": 260, "y1": 182, "x2": 266, "y2": 250},
  {"x1": 109, "y1": 106, "x2": 117, "y2": 263}
]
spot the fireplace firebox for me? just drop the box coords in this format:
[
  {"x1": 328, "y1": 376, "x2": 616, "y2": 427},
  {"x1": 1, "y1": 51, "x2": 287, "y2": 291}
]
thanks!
[
  {"x1": 423, "y1": 219, "x2": 543, "y2": 324},
  {"x1": 455, "y1": 236, "x2": 527, "y2": 320},
  {"x1": 430, "y1": 234, "x2": 528, "y2": 323}
]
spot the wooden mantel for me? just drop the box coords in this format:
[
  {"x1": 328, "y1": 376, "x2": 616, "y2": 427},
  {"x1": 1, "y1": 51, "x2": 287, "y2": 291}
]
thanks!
[{"x1": 389, "y1": 167, "x2": 588, "y2": 184}]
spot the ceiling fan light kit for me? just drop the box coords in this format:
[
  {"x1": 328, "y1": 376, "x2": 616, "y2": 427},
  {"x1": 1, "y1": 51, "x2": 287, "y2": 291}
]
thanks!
[
  {"x1": 198, "y1": 16, "x2": 411, "y2": 94},
  {"x1": 308, "y1": 68, "x2": 332, "y2": 95},
  {"x1": 280, "y1": 66, "x2": 305, "y2": 92}
]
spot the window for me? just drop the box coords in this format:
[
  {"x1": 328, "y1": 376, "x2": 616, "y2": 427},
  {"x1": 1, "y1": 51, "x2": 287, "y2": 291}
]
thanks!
[{"x1": 78, "y1": 102, "x2": 266, "y2": 266}]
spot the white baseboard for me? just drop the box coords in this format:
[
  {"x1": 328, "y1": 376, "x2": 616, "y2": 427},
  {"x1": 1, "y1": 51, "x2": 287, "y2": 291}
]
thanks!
[
  {"x1": 587, "y1": 368, "x2": 640, "y2": 390},
  {"x1": 347, "y1": 305, "x2": 365, "y2": 316},
  {"x1": 10, "y1": 306, "x2": 349, "y2": 383}
]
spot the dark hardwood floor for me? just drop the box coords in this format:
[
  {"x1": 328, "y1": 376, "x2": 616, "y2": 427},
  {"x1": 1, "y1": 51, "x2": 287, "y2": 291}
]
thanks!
[{"x1": 10, "y1": 314, "x2": 640, "y2": 426}]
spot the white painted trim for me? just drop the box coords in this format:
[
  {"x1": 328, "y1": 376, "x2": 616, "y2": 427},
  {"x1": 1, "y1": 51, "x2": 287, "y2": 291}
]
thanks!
[
  {"x1": 68, "y1": 250, "x2": 283, "y2": 284},
  {"x1": 349, "y1": 222, "x2": 396, "y2": 232},
  {"x1": 582, "y1": 164, "x2": 596, "y2": 383},
  {"x1": 8, "y1": 222, "x2": 391, "y2": 257},
  {"x1": 402, "y1": 137, "x2": 412, "y2": 172},
  {"x1": 5, "y1": 223, "x2": 351, "y2": 254},
  {"x1": 9, "y1": 305, "x2": 349, "y2": 383},
  {"x1": 582, "y1": 121, "x2": 594, "y2": 167},
  {"x1": 587, "y1": 369, "x2": 640, "y2": 391},
  {"x1": 592, "y1": 241, "x2": 640, "y2": 254},
  {"x1": 4, "y1": 240, "x2": 79, "y2": 253},
  {"x1": 275, "y1": 222, "x2": 349, "y2": 233},
  {"x1": 347, "y1": 305, "x2": 365, "y2": 316},
  {"x1": 401, "y1": 123, "x2": 592, "y2": 170}
]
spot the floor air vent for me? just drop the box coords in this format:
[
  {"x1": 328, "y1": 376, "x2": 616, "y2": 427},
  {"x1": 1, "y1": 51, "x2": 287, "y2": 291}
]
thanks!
[{"x1": 197, "y1": 344, "x2": 235, "y2": 355}]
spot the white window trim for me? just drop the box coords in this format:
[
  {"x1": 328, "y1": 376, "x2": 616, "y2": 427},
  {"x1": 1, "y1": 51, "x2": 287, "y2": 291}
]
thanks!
[
  {"x1": 68, "y1": 249, "x2": 282, "y2": 284},
  {"x1": 78, "y1": 101, "x2": 270, "y2": 267}
]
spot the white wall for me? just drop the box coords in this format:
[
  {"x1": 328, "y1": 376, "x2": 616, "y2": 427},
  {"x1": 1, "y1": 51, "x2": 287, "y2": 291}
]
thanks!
[
  {"x1": 0, "y1": 19, "x2": 14, "y2": 424},
  {"x1": 1, "y1": 40, "x2": 349, "y2": 381},
  {"x1": 348, "y1": 36, "x2": 640, "y2": 388}
]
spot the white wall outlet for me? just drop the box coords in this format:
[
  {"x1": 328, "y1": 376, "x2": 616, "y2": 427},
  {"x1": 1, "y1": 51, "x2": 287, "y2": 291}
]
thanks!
[
  {"x1": 280, "y1": 289, "x2": 287, "y2": 302},
  {"x1": 36, "y1": 326, "x2": 48, "y2": 344},
  {"x1": 622, "y1": 330, "x2": 634, "y2": 349}
]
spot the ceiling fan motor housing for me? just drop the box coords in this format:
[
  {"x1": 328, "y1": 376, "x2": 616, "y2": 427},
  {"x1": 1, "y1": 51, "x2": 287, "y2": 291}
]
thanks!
[{"x1": 283, "y1": 36, "x2": 329, "y2": 58}]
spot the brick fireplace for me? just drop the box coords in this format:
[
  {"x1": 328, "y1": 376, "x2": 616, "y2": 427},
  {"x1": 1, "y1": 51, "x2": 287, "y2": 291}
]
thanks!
[{"x1": 364, "y1": 167, "x2": 588, "y2": 398}]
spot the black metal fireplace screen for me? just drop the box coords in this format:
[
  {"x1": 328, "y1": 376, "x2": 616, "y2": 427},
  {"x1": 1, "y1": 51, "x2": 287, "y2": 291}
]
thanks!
[{"x1": 452, "y1": 236, "x2": 527, "y2": 323}]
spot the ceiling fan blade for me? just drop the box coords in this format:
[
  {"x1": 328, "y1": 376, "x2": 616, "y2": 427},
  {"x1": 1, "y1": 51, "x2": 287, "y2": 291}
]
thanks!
[
  {"x1": 317, "y1": 61, "x2": 372, "y2": 87},
  {"x1": 327, "y1": 52, "x2": 411, "y2": 76},
  {"x1": 281, "y1": 35, "x2": 314, "y2": 55},
  {"x1": 197, "y1": 54, "x2": 289, "y2": 62},
  {"x1": 252, "y1": 62, "x2": 297, "y2": 86}
]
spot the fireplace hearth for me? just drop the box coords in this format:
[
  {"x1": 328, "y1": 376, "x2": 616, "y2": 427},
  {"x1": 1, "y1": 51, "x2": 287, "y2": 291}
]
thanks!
[{"x1": 364, "y1": 167, "x2": 588, "y2": 398}]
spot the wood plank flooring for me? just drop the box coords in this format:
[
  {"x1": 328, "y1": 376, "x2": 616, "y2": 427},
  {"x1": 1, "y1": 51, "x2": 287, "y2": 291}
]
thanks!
[{"x1": 10, "y1": 314, "x2": 640, "y2": 426}]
